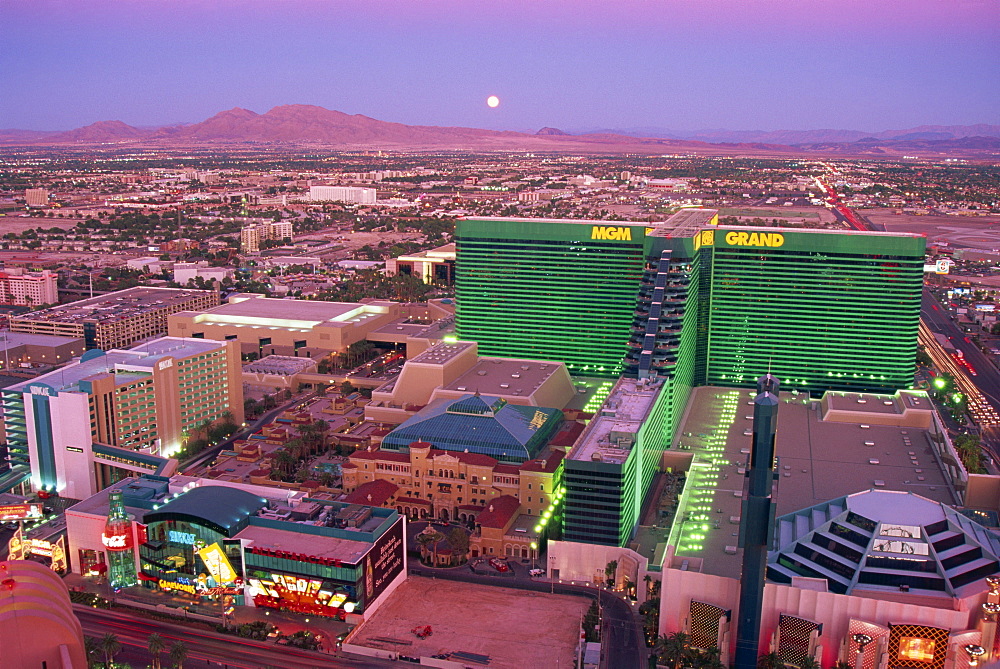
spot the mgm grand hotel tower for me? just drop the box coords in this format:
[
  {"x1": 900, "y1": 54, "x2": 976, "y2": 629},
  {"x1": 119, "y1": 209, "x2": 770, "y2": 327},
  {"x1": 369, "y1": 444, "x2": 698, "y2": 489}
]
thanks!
[{"x1": 455, "y1": 211, "x2": 925, "y2": 545}]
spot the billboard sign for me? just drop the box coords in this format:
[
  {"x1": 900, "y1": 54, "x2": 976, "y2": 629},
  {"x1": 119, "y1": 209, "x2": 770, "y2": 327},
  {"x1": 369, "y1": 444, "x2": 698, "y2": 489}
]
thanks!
[
  {"x1": 0, "y1": 503, "x2": 43, "y2": 521},
  {"x1": 198, "y1": 542, "x2": 238, "y2": 584},
  {"x1": 363, "y1": 517, "x2": 405, "y2": 606}
]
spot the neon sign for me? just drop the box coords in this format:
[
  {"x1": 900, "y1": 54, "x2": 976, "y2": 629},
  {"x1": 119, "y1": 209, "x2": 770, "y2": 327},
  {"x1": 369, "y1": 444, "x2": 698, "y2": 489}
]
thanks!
[
  {"x1": 159, "y1": 579, "x2": 196, "y2": 595},
  {"x1": 723, "y1": 231, "x2": 784, "y2": 247},
  {"x1": 168, "y1": 531, "x2": 196, "y2": 545}
]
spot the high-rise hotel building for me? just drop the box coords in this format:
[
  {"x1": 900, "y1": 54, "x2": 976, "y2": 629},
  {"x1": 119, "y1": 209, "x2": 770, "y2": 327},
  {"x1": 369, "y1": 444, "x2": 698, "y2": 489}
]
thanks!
[
  {"x1": 456, "y1": 211, "x2": 924, "y2": 394},
  {"x1": 0, "y1": 337, "x2": 243, "y2": 498},
  {"x1": 457, "y1": 212, "x2": 926, "y2": 545}
]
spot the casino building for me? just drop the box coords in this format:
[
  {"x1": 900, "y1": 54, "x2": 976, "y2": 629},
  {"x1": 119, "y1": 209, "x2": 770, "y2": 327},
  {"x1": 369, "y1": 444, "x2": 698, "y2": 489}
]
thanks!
[
  {"x1": 65, "y1": 475, "x2": 406, "y2": 622},
  {"x1": 456, "y1": 211, "x2": 926, "y2": 548},
  {"x1": 456, "y1": 211, "x2": 924, "y2": 396}
]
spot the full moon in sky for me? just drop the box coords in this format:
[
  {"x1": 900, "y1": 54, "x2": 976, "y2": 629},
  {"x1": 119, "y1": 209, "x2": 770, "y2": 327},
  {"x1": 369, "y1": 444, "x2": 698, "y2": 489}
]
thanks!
[{"x1": 486, "y1": 95, "x2": 500, "y2": 108}]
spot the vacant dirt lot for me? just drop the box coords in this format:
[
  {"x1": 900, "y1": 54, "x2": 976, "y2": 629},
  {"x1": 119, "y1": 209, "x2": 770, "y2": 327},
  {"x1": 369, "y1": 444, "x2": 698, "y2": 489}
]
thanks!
[
  {"x1": 861, "y1": 209, "x2": 1000, "y2": 250},
  {"x1": 349, "y1": 576, "x2": 590, "y2": 669}
]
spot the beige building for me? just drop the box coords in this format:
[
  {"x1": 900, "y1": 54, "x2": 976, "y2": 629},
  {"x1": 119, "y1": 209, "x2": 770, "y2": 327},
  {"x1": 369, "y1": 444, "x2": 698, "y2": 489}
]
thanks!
[
  {"x1": 3, "y1": 337, "x2": 240, "y2": 498},
  {"x1": 365, "y1": 341, "x2": 577, "y2": 424},
  {"x1": 342, "y1": 440, "x2": 565, "y2": 527},
  {"x1": 0, "y1": 269, "x2": 58, "y2": 307},
  {"x1": 385, "y1": 243, "x2": 455, "y2": 285},
  {"x1": 168, "y1": 293, "x2": 402, "y2": 359},
  {"x1": 241, "y1": 220, "x2": 294, "y2": 253},
  {"x1": 24, "y1": 189, "x2": 49, "y2": 208},
  {"x1": 10, "y1": 287, "x2": 218, "y2": 351},
  {"x1": 0, "y1": 331, "x2": 85, "y2": 370}
]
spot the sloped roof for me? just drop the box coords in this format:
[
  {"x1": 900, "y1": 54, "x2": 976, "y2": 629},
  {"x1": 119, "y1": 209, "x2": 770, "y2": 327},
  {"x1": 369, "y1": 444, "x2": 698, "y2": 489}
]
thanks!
[
  {"x1": 476, "y1": 495, "x2": 521, "y2": 529},
  {"x1": 344, "y1": 480, "x2": 399, "y2": 507},
  {"x1": 768, "y1": 489, "x2": 1000, "y2": 598},
  {"x1": 143, "y1": 485, "x2": 268, "y2": 537},
  {"x1": 381, "y1": 394, "x2": 563, "y2": 463}
]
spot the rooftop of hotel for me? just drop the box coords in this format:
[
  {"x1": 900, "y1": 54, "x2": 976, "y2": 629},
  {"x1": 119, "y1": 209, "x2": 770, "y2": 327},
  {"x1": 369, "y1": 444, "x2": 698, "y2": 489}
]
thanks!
[
  {"x1": 185, "y1": 294, "x2": 393, "y2": 327},
  {"x1": 444, "y1": 356, "x2": 567, "y2": 398},
  {"x1": 659, "y1": 385, "x2": 957, "y2": 580},
  {"x1": 0, "y1": 331, "x2": 83, "y2": 349},
  {"x1": 10, "y1": 287, "x2": 215, "y2": 324},
  {"x1": 647, "y1": 208, "x2": 720, "y2": 237},
  {"x1": 568, "y1": 377, "x2": 665, "y2": 465},
  {"x1": 408, "y1": 341, "x2": 474, "y2": 365},
  {"x1": 232, "y1": 524, "x2": 375, "y2": 563},
  {"x1": 5, "y1": 336, "x2": 227, "y2": 394}
]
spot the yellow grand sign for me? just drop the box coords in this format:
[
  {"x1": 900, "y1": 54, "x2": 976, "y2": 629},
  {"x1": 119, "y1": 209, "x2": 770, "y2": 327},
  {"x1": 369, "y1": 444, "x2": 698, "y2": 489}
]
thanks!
[
  {"x1": 724, "y1": 231, "x2": 784, "y2": 247},
  {"x1": 591, "y1": 226, "x2": 632, "y2": 241}
]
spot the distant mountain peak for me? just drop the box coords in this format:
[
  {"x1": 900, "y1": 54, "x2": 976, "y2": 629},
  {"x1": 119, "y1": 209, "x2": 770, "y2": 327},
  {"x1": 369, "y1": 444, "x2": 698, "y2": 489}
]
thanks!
[{"x1": 536, "y1": 127, "x2": 569, "y2": 136}]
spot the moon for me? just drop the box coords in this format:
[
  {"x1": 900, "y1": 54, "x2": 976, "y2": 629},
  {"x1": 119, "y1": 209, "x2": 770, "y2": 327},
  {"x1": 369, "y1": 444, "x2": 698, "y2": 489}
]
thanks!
[{"x1": 486, "y1": 95, "x2": 500, "y2": 108}]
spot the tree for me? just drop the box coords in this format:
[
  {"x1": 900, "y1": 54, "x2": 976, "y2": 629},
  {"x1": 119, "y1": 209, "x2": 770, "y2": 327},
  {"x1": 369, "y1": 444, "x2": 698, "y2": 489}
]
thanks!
[
  {"x1": 148, "y1": 633, "x2": 166, "y2": 669},
  {"x1": 99, "y1": 632, "x2": 121, "y2": 668},
  {"x1": 447, "y1": 527, "x2": 470, "y2": 562},
  {"x1": 757, "y1": 651, "x2": 785, "y2": 669},
  {"x1": 84, "y1": 636, "x2": 101, "y2": 668},
  {"x1": 604, "y1": 560, "x2": 618, "y2": 588},
  {"x1": 656, "y1": 631, "x2": 691, "y2": 669},
  {"x1": 798, "y1": 657, "x2": 821, "y2": 669},
  {"x1": 168, "y1": 640, "x2": 188, "y2": 669}
]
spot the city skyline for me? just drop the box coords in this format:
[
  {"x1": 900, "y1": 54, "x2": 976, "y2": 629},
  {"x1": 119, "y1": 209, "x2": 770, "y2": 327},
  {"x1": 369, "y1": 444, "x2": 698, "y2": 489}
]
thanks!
[{"x1": 3, "y1": 0, "x2": 998, "y2": 132}]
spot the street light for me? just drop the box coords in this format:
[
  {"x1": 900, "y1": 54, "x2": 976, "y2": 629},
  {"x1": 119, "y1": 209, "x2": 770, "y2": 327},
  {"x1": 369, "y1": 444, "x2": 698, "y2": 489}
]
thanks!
[
  {"x1": 964, "y1": 644, "x2": 985, "y2": 667},
  {"x1": 851, "y1": 633, "x2": 872, "y2": 669}
]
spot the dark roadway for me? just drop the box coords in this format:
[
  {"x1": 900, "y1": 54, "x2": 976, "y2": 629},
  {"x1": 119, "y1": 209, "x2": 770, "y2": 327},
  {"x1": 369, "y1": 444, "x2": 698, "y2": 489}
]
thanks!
[
  {"x1": 921, "y1": 289, "x2": 1000, "y2": 466},
  {"x1": 75, "y1": 605, "x2": 395, "y2": 669}
]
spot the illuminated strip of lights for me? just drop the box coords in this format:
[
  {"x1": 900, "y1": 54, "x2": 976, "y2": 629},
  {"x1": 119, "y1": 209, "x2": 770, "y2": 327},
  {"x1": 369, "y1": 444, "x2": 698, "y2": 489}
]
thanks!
[{"x1": 674, "y1": 390, "x2": 739, "y2": 553}]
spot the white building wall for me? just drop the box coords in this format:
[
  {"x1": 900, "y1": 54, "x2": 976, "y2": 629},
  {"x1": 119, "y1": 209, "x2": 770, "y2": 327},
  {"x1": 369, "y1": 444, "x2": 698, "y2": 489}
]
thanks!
[{"x1": 309, "y1": 186, "x2": 376, "y2": 204}]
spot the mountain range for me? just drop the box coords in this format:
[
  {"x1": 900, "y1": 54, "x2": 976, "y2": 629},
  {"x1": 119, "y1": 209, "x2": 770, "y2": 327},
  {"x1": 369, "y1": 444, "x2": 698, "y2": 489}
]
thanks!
[{"x1": 1, "y1": 105, "x2": 998, "y2": 156}]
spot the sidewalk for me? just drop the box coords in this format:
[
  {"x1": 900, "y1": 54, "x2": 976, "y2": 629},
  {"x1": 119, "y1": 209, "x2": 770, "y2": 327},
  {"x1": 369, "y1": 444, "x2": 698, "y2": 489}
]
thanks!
[{"x1": 65, "y1": 571, "x2": 352, "y2": 651}]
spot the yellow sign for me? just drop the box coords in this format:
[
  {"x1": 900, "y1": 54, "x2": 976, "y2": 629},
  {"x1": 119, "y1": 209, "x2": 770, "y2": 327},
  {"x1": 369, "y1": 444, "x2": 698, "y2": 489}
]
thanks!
[
  {"x1": 591, "y1": 226, "x2": 632, "y2": 241},
  {"x1": 159, "y1": 579, "x2": 197, "y2": 595},
  {"x1": 724, "y1": 231, "x2": 784, "y2": 247},
  {"x1": 198, "y1": 542, "x2": 238, "y2": 584}
]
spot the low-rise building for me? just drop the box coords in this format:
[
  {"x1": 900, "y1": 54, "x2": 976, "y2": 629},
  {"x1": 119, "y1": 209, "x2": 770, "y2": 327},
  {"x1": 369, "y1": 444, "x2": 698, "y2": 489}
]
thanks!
[
  {"x1": 65, "y1": 475, "x2": 406, "y2": 623},
  {"x1": 10, "y1": 287, "x2": 218, "y2": 351}
]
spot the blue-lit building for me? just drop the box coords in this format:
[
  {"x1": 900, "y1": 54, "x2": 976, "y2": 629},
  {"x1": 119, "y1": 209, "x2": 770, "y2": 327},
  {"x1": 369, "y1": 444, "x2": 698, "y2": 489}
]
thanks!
[
  {"x1": 65, "y1": 475, "x2": 407, "y2": 622},
  {"x1": 379, "y1": 394, "x2": 563, "y2": 464}
]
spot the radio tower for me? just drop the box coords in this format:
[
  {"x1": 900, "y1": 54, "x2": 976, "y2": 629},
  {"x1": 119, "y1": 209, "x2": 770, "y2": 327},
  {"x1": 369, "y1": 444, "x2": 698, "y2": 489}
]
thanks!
[
  {"x1": 734, "y1": 374, "x2": 780, "y2": 669},
  {"x1": 102, "y1": 489, "x2": 138, "y2": 591}
]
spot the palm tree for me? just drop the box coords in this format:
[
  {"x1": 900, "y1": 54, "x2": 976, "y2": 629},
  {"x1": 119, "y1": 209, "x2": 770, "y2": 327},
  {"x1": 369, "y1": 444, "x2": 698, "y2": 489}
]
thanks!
[
  {"x1": 604, "y1": 560, "x2": 618, "y2": 588},
  {"x1": 168, "y1": 640, "x2": 188, "y2": 669},
  {"x1": 83, "y1": 636, "x2": 101, "y2": 668},
  {"x1": 656, "y1": 631, "x2": 691, "y2": 669},
  {"x1": 148, "y1": 633, "x2": 166, "y2": 669},
  {"x1": 99, "y1": 632, "x2": 121, "y2": 668},
  {"x1": 757, "y1": 651, "x2": 785, "y2": 669},
  {"x1": 798, "y1": 657, "x2": 821, "y2": 669}
]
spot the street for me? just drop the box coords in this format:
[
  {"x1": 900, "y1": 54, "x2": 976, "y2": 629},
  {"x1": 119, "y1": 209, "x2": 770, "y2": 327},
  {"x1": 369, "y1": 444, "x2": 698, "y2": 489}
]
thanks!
[{"x1": 75, "y1": 605, "x2": 394, "y2": 669}]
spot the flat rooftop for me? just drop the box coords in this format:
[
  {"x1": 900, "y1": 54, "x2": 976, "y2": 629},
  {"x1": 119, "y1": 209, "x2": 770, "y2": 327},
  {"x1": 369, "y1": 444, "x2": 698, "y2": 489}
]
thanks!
[
  {"x1": 349, "y1": 576, "x2": 588, "y2": 669},
  {"x1": 7, "y1": 336, "x2": 226, "y2": 394},
  {"x1": 0, "y1": 331, "x2": 83, "y2": 348},
  {"x1": 233, "y1": 524, "x2": 372, "y2": 563},
  {"x1": 444, "y1": 357, "x2": 565, "y2": 397},
  {"x1": 408, "y1": 342, "x2": 474, "y2": 365},
  {"x1": 569, "y1": 377, "x2": 664, "y2": 465},
  {"x1": 190, "y1": 294, "x2": 391, "y2": 328},
  {"x1": 666, "y1": 385, "x2": 954, "y2": 579},
  {"x1": 11, "y1": 287, "x2": 215, "y2": 325},
  {"x1": 648, "y1": 208, "x2": 719, "y2": 237}
]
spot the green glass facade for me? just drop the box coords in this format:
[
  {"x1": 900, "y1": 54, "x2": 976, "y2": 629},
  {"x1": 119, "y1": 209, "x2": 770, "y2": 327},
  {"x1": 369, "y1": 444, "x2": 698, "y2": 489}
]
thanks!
[
  {"x1": 703, "y1": 228, "x2": 925, "y2": 393},
  {"x1": 456, "y1": 218, "x2": 647, "y2": 377},
  {"x1": 455, "y1": 216, "x2": 926, "y2": 546}
]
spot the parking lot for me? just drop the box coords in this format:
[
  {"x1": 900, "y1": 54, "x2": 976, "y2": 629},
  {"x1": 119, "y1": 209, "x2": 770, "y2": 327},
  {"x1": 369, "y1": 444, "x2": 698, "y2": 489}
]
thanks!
[{"x1": 348, "y1": 575, "x2": 589, "y2": 669}]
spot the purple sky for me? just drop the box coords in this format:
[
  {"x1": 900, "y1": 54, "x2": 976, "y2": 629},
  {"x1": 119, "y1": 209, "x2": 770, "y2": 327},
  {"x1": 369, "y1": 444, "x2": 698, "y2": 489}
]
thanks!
[{"x1": 2, "y1": 0, "x2": 998, "y2": 132}]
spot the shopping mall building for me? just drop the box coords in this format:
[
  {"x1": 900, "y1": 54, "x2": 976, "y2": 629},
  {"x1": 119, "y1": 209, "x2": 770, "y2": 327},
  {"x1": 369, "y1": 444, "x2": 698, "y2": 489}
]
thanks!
[{"x1": 65, "y1": 475, "x2": 405, "y2": 622}]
